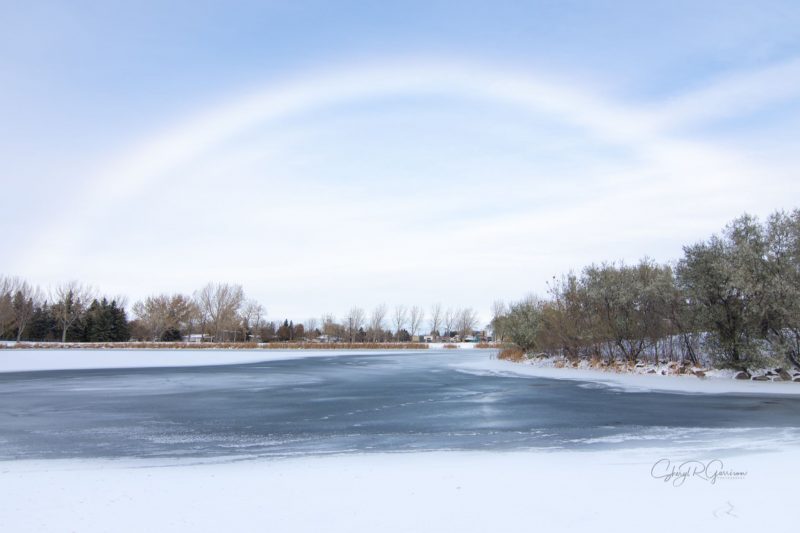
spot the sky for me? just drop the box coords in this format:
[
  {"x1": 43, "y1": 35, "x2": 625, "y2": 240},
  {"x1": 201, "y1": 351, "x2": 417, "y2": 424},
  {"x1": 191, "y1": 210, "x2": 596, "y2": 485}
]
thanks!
[{"x1": 2, "y1": 0, "x2": 800, "y2": 324}]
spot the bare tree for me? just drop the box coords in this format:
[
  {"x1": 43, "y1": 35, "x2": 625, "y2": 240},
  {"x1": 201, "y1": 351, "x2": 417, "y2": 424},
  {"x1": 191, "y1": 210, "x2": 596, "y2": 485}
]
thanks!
[
  {"x1": 52, "y1": 281, "x2": 94, "y2": 342},
  {"x1": 12, "y1": 280, "x2": 41, "y2": 341},
  {"x1": 491, "y1": 300, "x2": 507, "y2": 342},
  {"x1": 0, "y1": 276, "x2": 20, "y2": 337},
  {"x1": 409, "y1": 305, "x2": 424, "y2": 338},
  {"x1": 133, "y1": 293, "x2": 196, "y2": 341},
  {"x1": 320, "y1": 314, "x2": 338, "y2": 338},
  {"x1": 345, "y1": 306, "x2": 365, "y2": 342},
  {"x1": 194, "y1": 282, "x2": 245, "y2": 341},
  {"x1": 393, "y1": 305, "x2": 408, "y2": 339},
  {"x1": 239, "y1": 299, "x2": 264, "y2": 342},
  {"x1": 0, "y1": 277, "x2": 41, "y2": 341},
  {"x1": 429, "y1": 303, "x2": 442, "y2": 339},
  {"x1": 133, "y1": 295, "x2": 170, "y2": 341},
  {"x1": 305, "y1": 317, "x2": 319, "y2": 338},
  {"x1": 443, "y1": 308, "x2": 456, "y2": 340},
  {"x1": 458, "y1": 307, "x2": 479, "y2": 338},
  {"x1": 369, "y1": 304, "x2": 387, "y2": 342}
]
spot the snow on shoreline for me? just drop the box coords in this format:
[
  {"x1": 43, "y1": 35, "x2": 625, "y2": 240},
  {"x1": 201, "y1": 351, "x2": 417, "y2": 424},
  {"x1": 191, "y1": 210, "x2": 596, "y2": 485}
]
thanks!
[
  {"x1": 0, "y1": 344, "x2": 492, "y2": 373},
  {"x1": 0, "y1": 348, "x2": 419, "y2": 373},
  {"x1": 2, "y1": 447, "x2": 798, "y2": 533},
  {"x1": 458, "y1": 356, "x2": 800, "y2": 395}
]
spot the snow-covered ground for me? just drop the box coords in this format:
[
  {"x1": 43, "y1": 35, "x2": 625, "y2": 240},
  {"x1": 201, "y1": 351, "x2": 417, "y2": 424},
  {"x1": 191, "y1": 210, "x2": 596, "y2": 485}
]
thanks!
[
  {"x1": 456, "y1": 357, "x2": 800, "y2": 395},
  {"x1": 2, "y1": 447, "x2": 796, "y2": 533},
  {"x1": 0, "y1": 348, "x2": 423, "y2": 373},
  {"x1": 0, "y1": 345, "x2": 491, "y2": 373}
]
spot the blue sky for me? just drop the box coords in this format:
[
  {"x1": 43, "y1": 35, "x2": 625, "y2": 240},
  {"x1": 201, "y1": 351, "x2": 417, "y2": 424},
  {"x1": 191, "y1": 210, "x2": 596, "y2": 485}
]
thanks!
[{"x1": 3, "y1": 1, "x2": 800, "y2": 322}]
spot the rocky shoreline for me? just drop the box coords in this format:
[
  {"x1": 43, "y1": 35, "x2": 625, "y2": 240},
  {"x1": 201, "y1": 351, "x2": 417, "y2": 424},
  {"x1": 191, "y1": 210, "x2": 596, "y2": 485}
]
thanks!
[{"x1": 522, "y1": 355, "x2": 800, "y2": 383}]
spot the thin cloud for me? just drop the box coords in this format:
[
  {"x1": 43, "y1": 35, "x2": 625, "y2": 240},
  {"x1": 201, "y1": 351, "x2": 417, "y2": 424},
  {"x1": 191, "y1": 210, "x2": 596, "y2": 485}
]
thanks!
[{"x1": 11, "y1": 57, "x2": 798, "y2": 318}]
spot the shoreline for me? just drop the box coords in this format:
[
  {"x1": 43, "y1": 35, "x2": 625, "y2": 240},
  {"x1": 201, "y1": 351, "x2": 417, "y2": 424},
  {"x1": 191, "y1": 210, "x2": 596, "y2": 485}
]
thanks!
[
  {"x1": 0, "y1": 345, "x2": 490, "y2": 374},
  {"x1": 467, "y1": 355, "x2": 800, "y2": 395},
  {"x1": 0, "y1": 347, "x2": 425, "y2": 373}
]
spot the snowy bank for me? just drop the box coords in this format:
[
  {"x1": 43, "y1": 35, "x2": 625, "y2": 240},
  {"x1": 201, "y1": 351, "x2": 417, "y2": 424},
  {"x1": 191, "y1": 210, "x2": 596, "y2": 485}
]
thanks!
[
  {"x1": 1, "y1": 447, "x2": 797, "y2": 533},
  {"x1": 0, "y1": 348, "x2": 422, "y2": 373},
  {"x1": 456, "y1": 357, "x2": 800, "y2": 395}
]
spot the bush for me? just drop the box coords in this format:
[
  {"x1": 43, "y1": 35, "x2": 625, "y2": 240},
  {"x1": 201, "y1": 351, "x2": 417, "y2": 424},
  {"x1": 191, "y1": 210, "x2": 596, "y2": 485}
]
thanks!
[{"x1": 498, "y1": 347, "x2": 526, "y2": 362}]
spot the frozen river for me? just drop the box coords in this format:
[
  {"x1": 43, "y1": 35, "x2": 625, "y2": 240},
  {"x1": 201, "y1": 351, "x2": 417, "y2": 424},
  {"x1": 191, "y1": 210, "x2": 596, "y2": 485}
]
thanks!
[{"x1": 1, "y1": 349, "x2": 799, "y2": 460}]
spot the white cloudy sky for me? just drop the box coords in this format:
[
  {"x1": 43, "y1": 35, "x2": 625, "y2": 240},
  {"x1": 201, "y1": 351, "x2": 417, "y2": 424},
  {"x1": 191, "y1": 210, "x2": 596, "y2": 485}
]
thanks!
[{"x1": 2, "y1": 1, "x2": 800, "y2": 323}]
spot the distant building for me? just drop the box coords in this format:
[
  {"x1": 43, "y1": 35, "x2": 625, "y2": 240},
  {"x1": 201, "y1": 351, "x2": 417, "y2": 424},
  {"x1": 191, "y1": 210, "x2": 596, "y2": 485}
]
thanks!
[
  {"x1": 184, "y1": 333, "x2": 212, "y2": 343},
  {"x1": 315, "y1": 334, "x2": 341, "y2": 343}
]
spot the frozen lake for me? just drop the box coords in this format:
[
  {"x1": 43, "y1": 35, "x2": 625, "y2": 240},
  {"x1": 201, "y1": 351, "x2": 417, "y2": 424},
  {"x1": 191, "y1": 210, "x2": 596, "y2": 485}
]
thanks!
[{"x1": 1, "y1": 349, "x2": 799, "y2": 460}]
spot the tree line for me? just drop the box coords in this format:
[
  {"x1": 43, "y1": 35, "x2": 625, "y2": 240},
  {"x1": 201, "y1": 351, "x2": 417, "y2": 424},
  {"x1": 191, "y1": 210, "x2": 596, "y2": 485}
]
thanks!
[
  {"x1": 493, "y1": 209, "x2": 800, "y2": 370},
  {"x1": 0, "y1": 280, "x2": 129, "y2": 343},
  {"x1": 0, "y1": 278, "x2": 483, "y2": 344}
]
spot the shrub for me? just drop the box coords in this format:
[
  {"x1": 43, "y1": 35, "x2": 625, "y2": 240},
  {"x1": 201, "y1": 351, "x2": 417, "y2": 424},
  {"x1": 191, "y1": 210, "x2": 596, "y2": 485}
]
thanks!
[{"x1": 498, "y1": 347, "x2": 526, "y2": 362}]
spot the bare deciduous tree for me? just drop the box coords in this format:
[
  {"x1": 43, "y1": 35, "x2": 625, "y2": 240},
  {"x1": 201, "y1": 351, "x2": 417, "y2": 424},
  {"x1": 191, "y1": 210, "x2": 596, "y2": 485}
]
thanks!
[
  {"x1": 0, "y1": 276, "x2": 21, "y2": 337},
  {"x1": 393, "y1": 305, "x2": 408, "y2": 338},
  {"x1": 458, "y1": 307, "x2": 479, "y2": 337},
  {"x1": 194, "y1": 282, "x2": 244, "y2": 341},
  {"x1": 239, "y1": 299, "x2": 264, "y2": 342},
  {"x1": 443, "y1": 308, "x2": 456, "y2": 340},
  {"x1": 305, "y1": 317, "x2": 319, "y2": 338},
  {"x1": 491, "y1": 300, "x2": 507, "y2": 342},
  {"x1": 133, "y1": 293, "x2": 197, "y2": 341},
  {"x1": 0, "y1": 277, "x2": 41, "y2": 341},
  {"x1": 409, "y1": 305, "x2": 424, "y2": 338},
  {"x1": 320, "y1": 314, "x2": 338, "y2": 338},
  {"x1": 132, "y1": 295, "x2": 169, "y2": 341},
  {"x1": 52, "y1": 281, "x2": 94, "y2": 342},
  {"x1": 12, "y1": 281, "x2": 41, "y2": 341},
  {"x1": 345, "y1": 306, "x2": 365, "y2": 342},
  {"x1": 369, "y1": 304, "x2": 387, "y2": 342},
  {"x1": 429, "y1": 303, "x2": 442, "y2": 339}
]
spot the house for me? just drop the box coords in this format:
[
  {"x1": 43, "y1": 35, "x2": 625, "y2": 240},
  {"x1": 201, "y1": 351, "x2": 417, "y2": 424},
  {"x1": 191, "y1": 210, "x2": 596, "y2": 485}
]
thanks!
[
  {"x1": 184, "y1": 333, "x2": 212, "y2": 343},
  {"x1": 315, "y1": 334, "x2": 341, "y2": 343}
]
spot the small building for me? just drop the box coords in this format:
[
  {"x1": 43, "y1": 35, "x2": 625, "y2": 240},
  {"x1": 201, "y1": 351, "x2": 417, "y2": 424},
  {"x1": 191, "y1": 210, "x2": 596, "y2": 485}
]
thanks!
[{"x1": 184, "y1": 333, "x2": 213, "y2": 343}]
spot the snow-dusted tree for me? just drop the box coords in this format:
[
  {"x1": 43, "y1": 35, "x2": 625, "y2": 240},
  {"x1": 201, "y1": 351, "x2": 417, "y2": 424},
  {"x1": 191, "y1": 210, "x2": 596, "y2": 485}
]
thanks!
[
  {"x1": 504, "y1": 296, "x2": 543, "y2": 352},
  {"x1": 677, "y1": 215, "x2": 766, "y2": 369},
  {"x1": 52, "y1": 281, "x2": 94, "y2": 342},
  {"x1": 759, "y1": 209, "x2": 800, "y2": 369}
]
